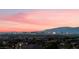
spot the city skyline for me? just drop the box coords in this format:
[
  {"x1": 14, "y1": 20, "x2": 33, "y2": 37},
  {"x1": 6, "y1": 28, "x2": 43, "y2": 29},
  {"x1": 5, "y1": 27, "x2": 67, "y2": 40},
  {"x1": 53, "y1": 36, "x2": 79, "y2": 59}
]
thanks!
[{"x1": 0, "y1": 9, "x2": 79, "y2": 32}]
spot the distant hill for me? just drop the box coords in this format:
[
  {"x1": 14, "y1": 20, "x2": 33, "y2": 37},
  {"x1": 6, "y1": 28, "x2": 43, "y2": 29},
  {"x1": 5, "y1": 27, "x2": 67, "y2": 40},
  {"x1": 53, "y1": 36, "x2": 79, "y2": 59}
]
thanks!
[{"x1": 41, "y1": 27, "x2": 79, "y2": 34}]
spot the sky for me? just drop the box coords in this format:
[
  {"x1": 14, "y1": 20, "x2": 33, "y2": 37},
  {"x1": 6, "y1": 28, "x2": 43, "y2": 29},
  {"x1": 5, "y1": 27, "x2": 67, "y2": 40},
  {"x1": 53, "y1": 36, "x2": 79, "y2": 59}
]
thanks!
[{"x1": 0, "y1": 9, "x2": 79, "y2": 32}]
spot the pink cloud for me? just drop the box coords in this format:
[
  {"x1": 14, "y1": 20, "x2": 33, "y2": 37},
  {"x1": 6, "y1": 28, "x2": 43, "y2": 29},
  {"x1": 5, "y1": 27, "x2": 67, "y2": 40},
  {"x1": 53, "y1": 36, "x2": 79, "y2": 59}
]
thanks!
[
  {"x1": 0, "y1": 10, "x2": 79, "y2": 32},
  {"x1": 2, "y1": 10, "x2": 79, "y2": 26}
]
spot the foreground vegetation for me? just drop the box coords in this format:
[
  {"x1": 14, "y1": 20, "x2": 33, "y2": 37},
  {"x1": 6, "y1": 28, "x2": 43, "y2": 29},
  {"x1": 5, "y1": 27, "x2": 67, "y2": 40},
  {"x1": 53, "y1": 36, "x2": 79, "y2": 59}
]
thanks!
[{"x1": 0, "y1": 34, "x2": 79, "y2": 49}]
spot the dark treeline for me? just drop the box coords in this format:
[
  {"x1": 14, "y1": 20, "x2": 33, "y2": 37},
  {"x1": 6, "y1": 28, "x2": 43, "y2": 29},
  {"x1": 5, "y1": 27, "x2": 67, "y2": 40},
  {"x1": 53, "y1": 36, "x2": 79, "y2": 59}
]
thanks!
[{"x1": 0, "y1": 34, "x2": 79, "y2": 49}]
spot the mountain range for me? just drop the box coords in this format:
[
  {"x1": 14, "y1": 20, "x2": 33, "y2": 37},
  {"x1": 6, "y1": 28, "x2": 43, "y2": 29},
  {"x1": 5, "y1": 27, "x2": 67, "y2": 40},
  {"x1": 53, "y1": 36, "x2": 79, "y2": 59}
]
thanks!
[{"x1": 40, "y1": 27, "x2": 79, "y2": 34}]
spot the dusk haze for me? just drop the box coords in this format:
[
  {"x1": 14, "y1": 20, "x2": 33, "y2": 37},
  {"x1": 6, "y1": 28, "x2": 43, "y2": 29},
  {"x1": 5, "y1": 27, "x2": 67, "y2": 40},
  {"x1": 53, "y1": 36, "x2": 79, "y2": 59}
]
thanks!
[{"x1": 0, "y1": 9, "x2": 79, "y2": 32}]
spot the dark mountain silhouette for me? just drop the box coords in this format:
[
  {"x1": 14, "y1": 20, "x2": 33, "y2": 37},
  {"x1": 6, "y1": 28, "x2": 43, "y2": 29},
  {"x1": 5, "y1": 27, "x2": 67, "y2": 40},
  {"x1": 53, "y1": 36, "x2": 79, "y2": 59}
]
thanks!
[{"x1": 41, "y1": 27, "x2": 79, "y2": 34}]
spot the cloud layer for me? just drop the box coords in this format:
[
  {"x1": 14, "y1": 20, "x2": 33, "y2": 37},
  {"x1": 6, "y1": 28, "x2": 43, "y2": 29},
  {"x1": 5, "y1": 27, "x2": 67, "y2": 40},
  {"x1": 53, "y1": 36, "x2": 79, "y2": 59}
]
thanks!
[{"x1": 0, "y1": 10, "x2": 79, "y2": 32}]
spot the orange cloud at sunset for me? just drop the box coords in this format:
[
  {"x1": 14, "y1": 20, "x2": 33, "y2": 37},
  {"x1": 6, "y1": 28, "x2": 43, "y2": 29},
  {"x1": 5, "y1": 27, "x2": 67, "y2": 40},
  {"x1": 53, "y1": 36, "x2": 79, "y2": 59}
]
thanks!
[{"x1": 0, "y1": 9, "x2": 79, "y2": 32}]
